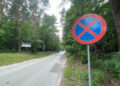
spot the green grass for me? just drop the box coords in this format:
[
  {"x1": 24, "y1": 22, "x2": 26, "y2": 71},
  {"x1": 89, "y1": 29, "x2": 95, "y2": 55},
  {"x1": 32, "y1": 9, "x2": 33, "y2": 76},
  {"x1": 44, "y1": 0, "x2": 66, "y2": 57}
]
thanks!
[
  {"x1": 63, "y1": 54, "x2": 105, "y2": 86},
  {"x1": 63, "y1": 56, "x2": 88, "y2": 86},
  {"x1": 0, "y1": 52, "x2": 55, "y2": 66}
]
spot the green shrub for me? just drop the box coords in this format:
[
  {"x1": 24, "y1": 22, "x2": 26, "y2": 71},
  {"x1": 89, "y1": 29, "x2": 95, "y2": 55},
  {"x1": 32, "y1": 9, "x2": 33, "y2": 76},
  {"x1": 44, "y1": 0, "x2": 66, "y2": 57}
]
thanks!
[
  {"x1": 80, "y1": 50, "x2": 88, "y2": 64},
  {"x1": 67, "y1": 56, "x2": 75, "y2": 65},
  {"x1": 97, "y1": 53, "x2": 113, "y2": 59},
  {"x1": 81, "y1": 57, "x2": 88, "y2": 64},
  {"x1": 65, "y1": 68, "x2": 73, "y2": 79},
  {"x1": 31, "y1": 40, "x2": 43, "y2": 53},
  {"x1": 76, "y1": 70, "x2": 88, "y2": 80},
  {"x1": 65, "y1": 45, "x2": 75, "y2": 54},
  {"x1": 105, "y1": 60, "x2": 115, "y2": 72},
  {"x1": 78, "y1": 82, "x2": 88, "y2": 86},
  {"x1": 92, "y1": 70, "x2": 105, "y2": 86},
  {"x1": 113, "y1": 52, "x2": 120, "y2": 59},
  {"x1": 92, "y1": 80, "x2": 100, "y2": 86},
  {"x1": 80, "y1": 51, "x2": 87, "y2": 57},
  {"x1": 105, "y1": 52, "x2": 120, "y2": 78},
  {"x1": 94, "y1": 70, "x2": 105, "y2": 83},
  {"x1": 91, "y1": 60, "x2": 105, "y2": 69}
]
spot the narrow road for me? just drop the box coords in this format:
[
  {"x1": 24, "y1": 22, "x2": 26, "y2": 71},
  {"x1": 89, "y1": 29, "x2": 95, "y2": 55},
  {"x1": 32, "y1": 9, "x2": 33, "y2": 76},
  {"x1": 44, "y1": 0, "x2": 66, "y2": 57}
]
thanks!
[{"x1": 0, "y1": 52, "x2": 66, "y2": 86}]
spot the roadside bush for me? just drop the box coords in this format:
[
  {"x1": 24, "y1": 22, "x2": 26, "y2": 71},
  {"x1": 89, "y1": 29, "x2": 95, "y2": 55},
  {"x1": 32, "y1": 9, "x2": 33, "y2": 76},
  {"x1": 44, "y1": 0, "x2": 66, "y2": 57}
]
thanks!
[
  {"x1": 65, "y1": 68, "x2": 73, "y2": 79},
  {"x1": 95, "y1": 53, "x2": 113, "y2": 59},
  {"x1": 105, "y1": 52, "x2": 120, "y2": 78},
  {"x1": 31, "y1": 40, "x2": 43, "y2": 53},
  {"x1": 93, "y1": 70, "x2": 105, "y2": 83},
  {"x1": 92, "y1": 70, "x2": 105, "y2": 86},
  {"x1": 91, "y1": 60, "x2": 105, "y2": 69},
  {"x1": 67, "y1": 56, "x2": 75, "y2": 65},
  {"x1": 64, "y1": 55, "x2": 106, "y2": 86},
  {"x1": 78, "y1": 82, "x2": 88, "y2": 86},
  {"x1": 79, "y1": 50, "x2": 87, "y2": 64},
  {"x1": 65, "y1": 45, "x2": 75, "y2": 54},
  {"x1": 81, "y1": 57, "x2": 88, "y2": 64},
  {"x1": 77, "y1": 70, "x2": 88, "y2": 80},
  {"x1": 90, "y1": 52, "x2": 115, "y2": 69},
  {"x1": 92, "y1": 80, "x2": 99, "y2": 86}
]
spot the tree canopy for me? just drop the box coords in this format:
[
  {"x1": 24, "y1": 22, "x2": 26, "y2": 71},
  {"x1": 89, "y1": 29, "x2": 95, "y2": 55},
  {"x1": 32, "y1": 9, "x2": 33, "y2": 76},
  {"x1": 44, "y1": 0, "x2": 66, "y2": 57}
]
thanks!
[
  {"x1": 0, "y1": 0, "x2": 62, "y2": 52},
  {"x1": 63, "y1": 0, "x2": 118, "y2": 58}
]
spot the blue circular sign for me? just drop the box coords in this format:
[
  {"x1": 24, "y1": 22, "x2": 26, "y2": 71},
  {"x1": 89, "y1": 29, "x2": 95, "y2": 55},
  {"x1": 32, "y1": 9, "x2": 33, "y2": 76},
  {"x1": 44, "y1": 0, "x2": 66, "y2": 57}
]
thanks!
[{"x1": 72, "y1": 14, "x2": 107, "y2": 44}]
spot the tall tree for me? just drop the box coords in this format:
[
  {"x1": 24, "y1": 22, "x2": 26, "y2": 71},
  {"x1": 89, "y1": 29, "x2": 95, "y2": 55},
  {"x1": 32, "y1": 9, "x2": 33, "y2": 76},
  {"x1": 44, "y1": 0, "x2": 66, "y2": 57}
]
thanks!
[
  {"x1": 63, "y1": 0, "x2": 117, "y2": 58},
  {"x1": 0, "y1": 0, "x2": 61, "y2": 52},
  {"x1": 8, "y1": 0, "x2": 49, "y2": 52},
  {"x1": 0, "y1": 0, "x2": 6, "y2": 24},
  {"x1": 8, "y1": 0, "x2": 28, "y2": 52},
  {"x1": 109, "y1": 0, "x2": 120, "y2": 50}
]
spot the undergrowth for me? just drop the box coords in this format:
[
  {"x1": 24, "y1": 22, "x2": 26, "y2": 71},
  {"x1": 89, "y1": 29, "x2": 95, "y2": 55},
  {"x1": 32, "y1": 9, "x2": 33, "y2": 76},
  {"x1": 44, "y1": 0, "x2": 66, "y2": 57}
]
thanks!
[{"x1": 64, "y1": 55, "x2": 105, "y2": 86}]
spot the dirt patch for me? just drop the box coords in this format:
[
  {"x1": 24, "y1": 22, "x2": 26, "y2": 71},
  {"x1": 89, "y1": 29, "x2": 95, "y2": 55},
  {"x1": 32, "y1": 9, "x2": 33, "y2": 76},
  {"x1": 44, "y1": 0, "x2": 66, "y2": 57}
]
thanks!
[{"x1": 102, "y1": 72, "x2": 120, "y2": 86}]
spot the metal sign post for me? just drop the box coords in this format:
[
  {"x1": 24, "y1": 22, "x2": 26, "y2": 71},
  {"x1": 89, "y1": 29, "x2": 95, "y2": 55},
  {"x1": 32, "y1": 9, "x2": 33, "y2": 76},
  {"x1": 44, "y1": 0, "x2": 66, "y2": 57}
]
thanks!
[
  {"x1": 87, "y1": 45, "x2": 91, "y2": 86},
  {"x1": 72, "y1": 14, "x2": 107, "y2": 86}
]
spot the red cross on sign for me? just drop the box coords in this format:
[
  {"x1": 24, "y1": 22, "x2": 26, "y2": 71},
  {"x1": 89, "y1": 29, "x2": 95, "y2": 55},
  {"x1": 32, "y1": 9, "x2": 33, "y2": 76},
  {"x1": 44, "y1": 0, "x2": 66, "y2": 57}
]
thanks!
[{"x1": 72, "y1": 14, "x2": 107, "y2": 44}]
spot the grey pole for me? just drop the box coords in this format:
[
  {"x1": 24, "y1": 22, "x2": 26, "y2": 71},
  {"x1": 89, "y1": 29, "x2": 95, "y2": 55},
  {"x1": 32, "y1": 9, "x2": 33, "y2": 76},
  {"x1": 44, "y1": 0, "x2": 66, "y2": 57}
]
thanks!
[{"x1": 87, "y1": 45, "x2": 91, "y2": 86}]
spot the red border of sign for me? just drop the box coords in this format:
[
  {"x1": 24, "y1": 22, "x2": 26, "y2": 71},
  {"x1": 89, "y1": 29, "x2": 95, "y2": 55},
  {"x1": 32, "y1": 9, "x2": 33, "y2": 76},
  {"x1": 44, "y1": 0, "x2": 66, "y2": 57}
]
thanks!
[{"x1": 72, "y1": 14, "x2": 107, "y2": 44}]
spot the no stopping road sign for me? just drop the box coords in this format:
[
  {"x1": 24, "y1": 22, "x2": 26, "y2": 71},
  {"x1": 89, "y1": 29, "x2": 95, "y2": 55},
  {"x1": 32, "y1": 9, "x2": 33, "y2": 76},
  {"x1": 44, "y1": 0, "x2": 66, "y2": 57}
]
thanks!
[{"x1": 72, "y1": 14, "x2": 107, "y2": 44}]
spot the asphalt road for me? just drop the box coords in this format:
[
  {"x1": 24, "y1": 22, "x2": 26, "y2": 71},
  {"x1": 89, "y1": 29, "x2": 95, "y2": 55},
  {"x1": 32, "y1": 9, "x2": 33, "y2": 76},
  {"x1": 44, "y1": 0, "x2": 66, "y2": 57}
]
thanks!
[{"x1": 0, "y1": 52, "x2": 66, "y2": 86}]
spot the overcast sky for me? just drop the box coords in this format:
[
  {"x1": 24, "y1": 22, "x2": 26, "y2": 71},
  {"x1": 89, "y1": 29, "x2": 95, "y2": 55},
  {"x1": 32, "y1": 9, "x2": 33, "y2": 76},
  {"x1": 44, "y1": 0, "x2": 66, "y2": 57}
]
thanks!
[{"x1": 46, "y1": 0, "x2": 71, "y2": 40}]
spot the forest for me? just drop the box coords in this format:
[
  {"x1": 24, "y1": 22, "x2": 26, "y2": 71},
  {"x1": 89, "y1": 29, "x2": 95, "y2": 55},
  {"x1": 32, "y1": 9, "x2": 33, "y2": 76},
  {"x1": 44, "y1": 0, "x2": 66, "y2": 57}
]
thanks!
[
  {"x1": 63, "y1": 0, "x2": 120, "y2": 86},
  {"x1": 0, "y1": 0, "x2": 120, "y2": 85},
  {"x1": 0, "y1": 0, "x2": 61, "y2": 53}
]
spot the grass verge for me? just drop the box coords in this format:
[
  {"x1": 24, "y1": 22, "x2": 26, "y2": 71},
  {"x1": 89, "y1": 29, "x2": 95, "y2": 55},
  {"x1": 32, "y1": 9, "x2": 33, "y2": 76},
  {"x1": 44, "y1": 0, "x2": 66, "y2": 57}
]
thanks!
[
  {"x1": 63, "y1": 54, "x2": 108, "y2": 86},
  {"x1": 0, "y1": 52, "x2": 55, "y2": 66}
]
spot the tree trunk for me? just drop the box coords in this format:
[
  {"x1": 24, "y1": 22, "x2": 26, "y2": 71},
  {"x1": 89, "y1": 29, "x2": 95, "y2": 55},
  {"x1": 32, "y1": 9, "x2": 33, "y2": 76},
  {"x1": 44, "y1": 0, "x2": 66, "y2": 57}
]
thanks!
[
  {"x1": 18, "y1": 22, "x2": 23, "y2": 52},
  {"x1": 18, "y1": 13, "x2": 24, "y2": 52},
  {"x1": 109, "y1": 0, "x2": 120, "y2": 51},
  {"x1": 0, "y1": 0, "x2": 5, "y2": 25}
]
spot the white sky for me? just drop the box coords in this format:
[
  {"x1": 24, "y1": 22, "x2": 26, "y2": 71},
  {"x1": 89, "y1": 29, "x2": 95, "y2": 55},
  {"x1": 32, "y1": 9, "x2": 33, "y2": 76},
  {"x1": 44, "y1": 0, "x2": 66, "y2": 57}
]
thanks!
[{"x1": 46, "y1": 0, "x2": 71, "y2": 40}]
